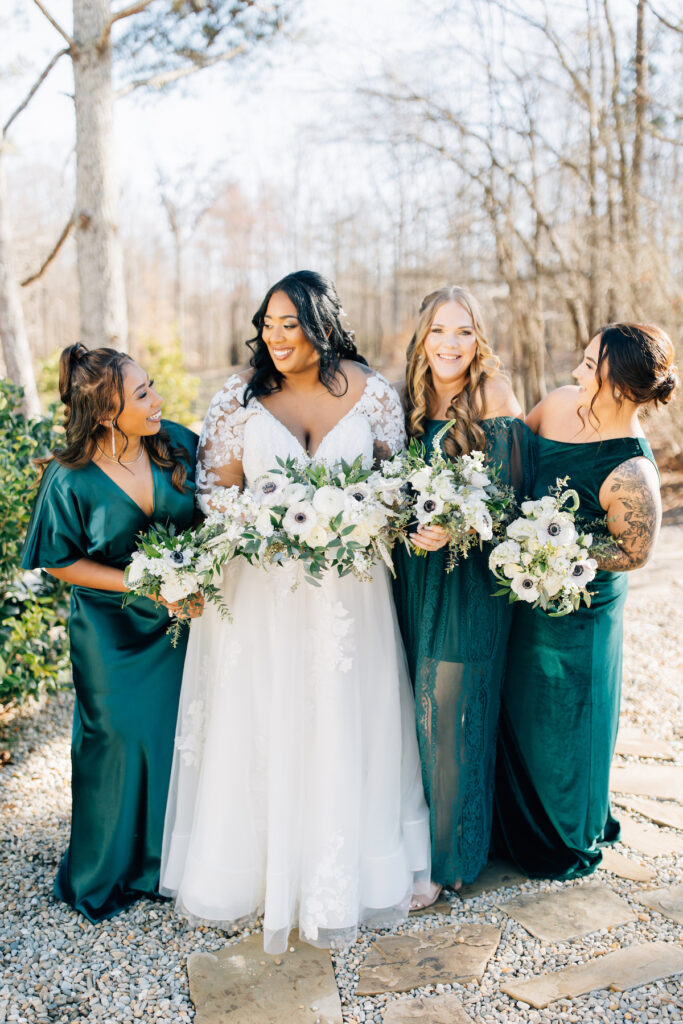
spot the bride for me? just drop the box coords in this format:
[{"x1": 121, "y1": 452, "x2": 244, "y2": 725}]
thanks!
[{"x1": 160, "y1": 270, "x2": 434, "y2": 953}]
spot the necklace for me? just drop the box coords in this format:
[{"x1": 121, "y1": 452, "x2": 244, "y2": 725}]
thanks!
[{"x1": 95, "y1": 442, "x2": 146, "y2": 465}]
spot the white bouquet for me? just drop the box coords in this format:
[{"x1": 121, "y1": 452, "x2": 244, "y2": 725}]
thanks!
[
  {"x1": 124, "y1": 521, "x2": 228, "y2": 645},
  {"x1": 239, "y1": 454, "x2": 409, "y2": 583},
  {"x1": 392, "y1": 422, "x2": 514, "y2": 569},
  {"x1": 488, "y1": 478, "x2": 599, "y2": 615}
]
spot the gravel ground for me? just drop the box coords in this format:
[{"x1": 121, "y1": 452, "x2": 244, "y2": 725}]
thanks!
[{"x1": 1, "y1": 527, "x2": 682, "y2": 1024}]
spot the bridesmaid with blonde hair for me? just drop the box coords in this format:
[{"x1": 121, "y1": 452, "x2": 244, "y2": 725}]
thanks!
[{"x1": 393, "y1": 285, "x2": 535, "y2": 903}]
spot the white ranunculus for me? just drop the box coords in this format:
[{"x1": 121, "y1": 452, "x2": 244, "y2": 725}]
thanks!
[
  {"x1": 507, "y1": 517, "x2": 538, "y2": 541},
  {"x1": 349, "y1": 521, "x2": 372, "y2": 546},
  {"x1": 312, "y1": 485, "x2": 346, "y2": 518},
  {"x1": 160, "y1": 575, "x2": 195, "y2": 603},
  {"x1": 363, "y1": 504, "x2": 389, "y2": 535},
  {"x1": 535, "y1": 512, "x2": 577, "y2": 547},
  {"x1": 283, "y1": 500, "x2": 318, "y2": 539},
  {"x1": 510, "y1": 573, "x2": 540, "y2": 602},
  {"x1": 305, "y1": 524, "x2": 330, "y2": 549},
  {"x1": 542, "y1": 574, "x2": 566, "y2": 598},
  {"x1": 488, "y1": 539, "x2": 522, "y2": 569},
  {"x1": 409, "y1": 467, "x2": 433, "y2": 492},
  {"x1": 255, "y1": 508, "x2": 275, "y2": 538},
  {"x1": 503, "y1": 562, "x2": 523, "y2": 579},
  {"x1": 565, "y1": 558, "x2": 598, "y2": 589},
  {"x1": 282, "y1": 482, "x2": 309, "y2": 506}
]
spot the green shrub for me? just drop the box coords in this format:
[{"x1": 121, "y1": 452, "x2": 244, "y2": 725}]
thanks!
[{"x1": 0, "y1": 379, "x2": 70, "y2": 707}]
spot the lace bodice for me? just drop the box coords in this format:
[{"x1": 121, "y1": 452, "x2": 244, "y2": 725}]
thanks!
[{"x1": 196, "y1": 371, "x2": 406, "y2": 511}]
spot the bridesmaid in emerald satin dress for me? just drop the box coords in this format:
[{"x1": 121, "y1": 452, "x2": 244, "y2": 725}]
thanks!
[
  {"x1": 21, "y1": 344, "x2": 202, "y2": 921},
  {"x1": 392, "y1": 286, "x2": 535, "y2": 901},
  {"x1": 494, "y1": 322, "x2": 677, "y2": 879}
]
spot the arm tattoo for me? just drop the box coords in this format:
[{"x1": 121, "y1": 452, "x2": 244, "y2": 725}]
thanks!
[{"x1": 596, "y1": 459, "x2": 659, "y2": 572}]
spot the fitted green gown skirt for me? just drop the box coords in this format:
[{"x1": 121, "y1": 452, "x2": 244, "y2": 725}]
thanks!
[
  {"x1": 493, "y1": 433, "x2": 656, "y2": 879},
  {"x1": 21, "y1": 421, "x2": 197, "y2": 920}
]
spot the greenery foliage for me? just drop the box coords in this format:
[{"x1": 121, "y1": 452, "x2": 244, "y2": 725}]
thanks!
[{"x1": 0, "y1": 380, "x2": 70, "y2": 706}]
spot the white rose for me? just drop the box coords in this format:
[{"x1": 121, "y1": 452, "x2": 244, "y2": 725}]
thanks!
[
  {"x1": 507, "y1": 518, "x2": 538, "y2": 541},
  {"x1": 349, "y1": 522, "x2": 372, "y2": 546},
  {"x1": 409, "y1": 468, "x2": 433, "y2": 491},
  {"x1": 542, "y1": 574, "x2": 565, "y2": 598},
  {"x1": 312, "y1": 485, "x2": 346, "y2": 518},
  {"x1": 521, "y1": 499, "x2": 543, "y2": 516},
  {"x1": 282, "y1": 482, "x2": 309, "y2": 506},
  {"x1": 160, "y1": 576, "x2": 195, "y2": 604}
]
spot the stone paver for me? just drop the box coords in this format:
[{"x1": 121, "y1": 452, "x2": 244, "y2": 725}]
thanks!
[
  {"x1": 500, "y1": 941, "x2": 683, "y2": 1009},
  {"x1": 408, "y1": 895, "x2": 452, "y2": 918},
  {"x1": 614, "y1": 727, "x2": 675, "y2": 760},
  {"x1": 187, "y1": 933, "x2": 342, "y2": 1024},
  {"x1": 356, "y1": 923, "x2": 501, "y2": 996},
  {"x1": 382, "y1": 993, "x2": 474, "y2": 1022},
  {"x1": 613, "y1": 794, "x2": 683, "y2": 831},
  {"x1": 610, "y1": 763, "x2": 683, "y2": 801},
  {"x1": 459, "y1": 860, "x2": 527, "y2": 899},
  {"x1": 618, "y1": 812, "x2": 683, "y2": 857},
  {"x1": 636, "y1": 884, "x2": 683, "y2": 925},
  {"x1": 498, "y1": 883, "x2": 635, "y2": 942},
  {"x1": 598, "y1": 847, "x2": 655, "y2": 882}
]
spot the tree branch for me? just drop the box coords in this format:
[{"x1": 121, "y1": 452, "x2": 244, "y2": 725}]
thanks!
[
  {"x1": 646, "y1": 2, "x2": 683, "y2": 33},
  {"x1": 110, "y1": 0, "x2": 158, "y2": 26},
  {"x1": 21, "y1": 214, "x2": 74, "y2": 287},
  {"x1": 115, "y1": 44, "x2": 246, "y2": 99},
  {"x1": 31, "y1": 0, "x2": 73, "y2": 45},
  {"x1": 3, "y1": 48, "x2": 70, "y2": 135}
]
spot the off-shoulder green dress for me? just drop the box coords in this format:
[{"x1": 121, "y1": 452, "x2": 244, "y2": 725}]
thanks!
[
  {"x1": 392, "y1": 417, "x2": 536, "y2": 887},
  {"x1": 21, "y1": 421, "x2": 197, "y2": 921},
  {"x1": 493, "y1": 434, "x2": 657, "y2": 878}
]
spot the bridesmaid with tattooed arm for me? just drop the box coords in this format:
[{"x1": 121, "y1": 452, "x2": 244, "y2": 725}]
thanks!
[{"x1": 494, "y1": 323, "x2": 677, "y2": 879}]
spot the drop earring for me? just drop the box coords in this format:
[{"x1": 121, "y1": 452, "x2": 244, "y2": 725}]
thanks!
[{"x1": 111, "y1": 423, "x2": 116, "y2": 457}]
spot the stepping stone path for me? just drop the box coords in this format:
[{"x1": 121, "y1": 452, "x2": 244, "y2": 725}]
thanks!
[
  {"x1": 497, "y1": 882, "x2": 635, "y2": 942},
  {"x1": 598, "y1": 847, "x2": 655, "y2": 882},
  {"x1": 614, "y1": 727, "x2": 675, "y2": 760},
  {"x1": 187, "y1": 933, "x2": 342, "y2": 1024},
  {"x1": 382, "y1": 993, "x2": 474, "y2": 1022},
  {"x1": 500, "y1": 941, "x2": 683, "y2": 1009},
  {"x1": 636, "y1": 884, "x2": 683, "y2": 925},
  {"x1": 458, "y1": 859, "x2": 527, "y2": 899},
  {"x1": 618, "y1": 810, "x2": 683, "y2": 857},
  {"x1": 610, "y1": 763, "x2": 683, "y2": 801},
  {"x1": 355, "y1": 923, "x2": 501, "y2": 996},
  {"x1": 613, "y1": 794, "x2": 683, "y2": 831}
]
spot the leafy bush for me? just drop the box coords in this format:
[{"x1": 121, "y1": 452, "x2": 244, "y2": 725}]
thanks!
[{"x1": 0, "y1": 380, "x2": 70, "y2": 707}]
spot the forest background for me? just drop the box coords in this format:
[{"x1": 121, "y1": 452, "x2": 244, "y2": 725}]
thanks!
[{"x1": 0, "y1": 0, "x2": 681, "y2": 703}]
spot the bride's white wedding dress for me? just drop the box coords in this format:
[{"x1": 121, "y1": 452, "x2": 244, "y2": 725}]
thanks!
[{"x1": 160, "y1": 370, "x2": 431, "y2": 953}]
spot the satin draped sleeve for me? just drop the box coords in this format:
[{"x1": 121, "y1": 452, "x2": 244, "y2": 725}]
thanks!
[{"x1": 21, "y1": 460, "x2": 89, "y2": 570}]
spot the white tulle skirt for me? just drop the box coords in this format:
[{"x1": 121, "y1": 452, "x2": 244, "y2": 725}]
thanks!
[{"x1": 160, "y1": 558, "x2": 431, "y2": 954}]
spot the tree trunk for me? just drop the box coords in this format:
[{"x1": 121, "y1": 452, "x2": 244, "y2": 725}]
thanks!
[
  {"x1": 72, "y1": 0, "x2": 128, "y2": 350},
  {"x1": 0, "y1": 142, "x2": 41, "y2": 418}
]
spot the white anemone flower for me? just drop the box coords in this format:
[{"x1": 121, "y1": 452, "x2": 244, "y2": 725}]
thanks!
[
  {"x1": 283, "y1": 500, "x2": 318, "y2": 539},
  {"x1": 312, "y1": 485, "x2": 346, "y2": 518},
  {"x1": 254, "y1": 473, "x2": 286, "y2": 506},
  {"x1": 416, "y1": 492, "x2": 446, "y2": 523},
  {"x1": 474, "y1": 509, "x2": 493, "y2": 540},
  {"x1": 162, "y1": 545, "x2": 195, "y2": 569},
  {"x1": 565, "y1": 558, "x2": 598, "y2": 589},
  {"x1": 510, "y1": 573, "x2": 540, "y2": 601},
  {"x1": 535, "y1": 512, "x2": 577, "y2": 547},
  {"x1": 344, "y1": 482, "x2": 372, "y2": 504}
]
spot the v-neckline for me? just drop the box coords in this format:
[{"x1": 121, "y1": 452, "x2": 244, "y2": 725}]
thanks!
[
  {"x1": 90, "y1": 457, "x2": 158, "y2": 518},
  {"x1": 253, "y1": 376, "x2": 371, "y2": 459}
]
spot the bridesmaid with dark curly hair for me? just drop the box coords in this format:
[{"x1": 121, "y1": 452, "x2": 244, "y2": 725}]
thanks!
[
  {"x1": 21, "y1": 344, "x2": 201, "y2": 920},
  {"x1": 494, "y1": 322, "x2": 677, "y2": 879}
]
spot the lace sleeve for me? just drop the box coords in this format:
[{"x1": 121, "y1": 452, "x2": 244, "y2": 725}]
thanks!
[
  {"x1": 361, "y1": 372, "x2": 407, "y2": 460},
  {"x1": 196, "y1": 374, "x2": 251, "y2": 512}
]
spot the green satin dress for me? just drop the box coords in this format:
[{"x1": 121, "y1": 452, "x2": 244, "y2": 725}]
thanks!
[
  {"x1": 21, "y1": 421, "x2": 197, "y2": 921},
  {"x1": 493, "y1": 434, "x2": 657, "y2": 879},
  {"x1": 392, "y1": 417, "x2": 536, "y2": 887}
]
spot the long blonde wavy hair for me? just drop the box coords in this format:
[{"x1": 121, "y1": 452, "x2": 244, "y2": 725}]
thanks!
[{"x1": 404, "y1": 285, "x2": 501, "y2": 459}]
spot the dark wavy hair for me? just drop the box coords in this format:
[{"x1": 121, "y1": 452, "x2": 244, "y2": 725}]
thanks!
[
  {"x1": 243, "y1": 270, "x2": 367, "y2": 405},
  {"x1": 44, "y1": 343, "x2": 191, "y2": 491},
  {"x1": 582, "y1": 322, "x2": 678, "y2": 429}
]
